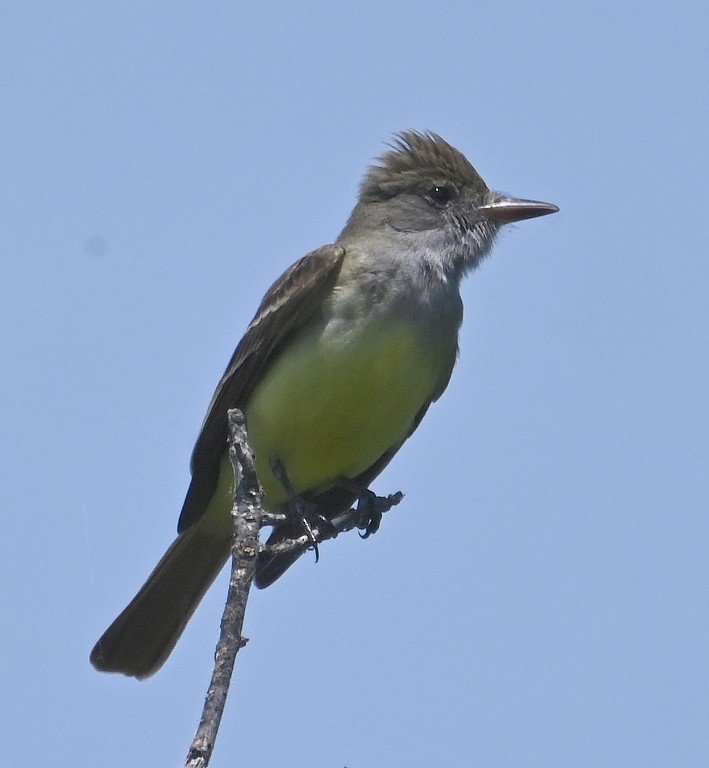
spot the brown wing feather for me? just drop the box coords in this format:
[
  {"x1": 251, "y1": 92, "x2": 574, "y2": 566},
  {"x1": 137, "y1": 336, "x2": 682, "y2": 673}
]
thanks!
[{"x1": 178, "y1": 245, "x2": 346, "y2": 531}]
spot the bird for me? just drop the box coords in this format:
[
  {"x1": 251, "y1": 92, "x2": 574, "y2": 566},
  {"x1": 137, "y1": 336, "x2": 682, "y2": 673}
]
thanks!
[{"x1": 90, "y1": 130, "x2": 558, "y2": 678}]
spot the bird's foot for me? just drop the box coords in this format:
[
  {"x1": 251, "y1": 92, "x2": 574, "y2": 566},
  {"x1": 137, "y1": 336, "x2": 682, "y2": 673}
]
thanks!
[
  {"x1": 273, "y1": 460, "x2": 332, "y2": 562},
  {"x1": 354, "y1": 488, "x2": 404, "y2": 538},
  {"x1": 333, "y1": 476, "x2": 404, "y2": 538}
]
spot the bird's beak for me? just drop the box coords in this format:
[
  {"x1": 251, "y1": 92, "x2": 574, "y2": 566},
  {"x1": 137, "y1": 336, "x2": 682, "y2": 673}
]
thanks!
[{"x1": 479, "y1": 196, "x2": 559, "y2": 224}]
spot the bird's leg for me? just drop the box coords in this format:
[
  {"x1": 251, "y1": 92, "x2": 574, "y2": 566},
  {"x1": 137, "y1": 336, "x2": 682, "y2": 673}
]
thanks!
[
  {"x1": 272, "y1": 459, "x2": 324, "y2": 562},
  {"x1": 335, "y1": 478, "x2": 404, "y2": 538}
]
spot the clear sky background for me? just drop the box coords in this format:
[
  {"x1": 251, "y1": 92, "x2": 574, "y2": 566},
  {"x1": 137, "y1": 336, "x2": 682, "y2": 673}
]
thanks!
[{"x1": 2, "y1": 2, "x2": 708, "y2": 766}]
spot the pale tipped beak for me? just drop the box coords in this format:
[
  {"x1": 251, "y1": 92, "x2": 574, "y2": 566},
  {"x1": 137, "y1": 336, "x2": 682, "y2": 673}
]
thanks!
[{"x1": 479, "y1": 196, "x2": 559, "y2": 224}]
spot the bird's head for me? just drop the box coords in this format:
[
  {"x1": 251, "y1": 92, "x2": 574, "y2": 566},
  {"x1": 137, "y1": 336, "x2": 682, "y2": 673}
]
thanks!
[{"x1": 340, "y1": 131, "x2": 558, "y2": 278}]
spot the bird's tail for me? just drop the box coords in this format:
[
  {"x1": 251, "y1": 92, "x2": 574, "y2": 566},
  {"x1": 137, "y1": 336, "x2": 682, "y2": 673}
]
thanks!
[{"x1": 90, "y1": 517, "x2": 231, "y2": 679}]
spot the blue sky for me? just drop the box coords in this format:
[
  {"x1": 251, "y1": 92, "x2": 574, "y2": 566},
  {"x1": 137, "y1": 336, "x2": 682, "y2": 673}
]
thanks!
[{"x1": 2, "y1": 1, "x2": 708, "y2": 766}]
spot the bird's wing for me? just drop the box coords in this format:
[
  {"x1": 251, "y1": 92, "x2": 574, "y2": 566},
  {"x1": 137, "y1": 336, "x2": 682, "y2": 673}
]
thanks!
[{"x1": 178, "y1": 244, "x2": 346, "y2": 531}]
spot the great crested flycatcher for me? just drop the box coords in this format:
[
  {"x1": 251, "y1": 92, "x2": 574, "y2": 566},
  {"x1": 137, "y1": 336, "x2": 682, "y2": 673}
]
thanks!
[{"x1": 90, "y1": 131, "x2": 558, "y2": 678}]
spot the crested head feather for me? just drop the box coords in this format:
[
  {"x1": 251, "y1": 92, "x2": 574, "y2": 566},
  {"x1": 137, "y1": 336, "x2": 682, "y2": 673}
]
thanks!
[{"x1": 359, "y1": 131, "x2": 489, "y2": 204}]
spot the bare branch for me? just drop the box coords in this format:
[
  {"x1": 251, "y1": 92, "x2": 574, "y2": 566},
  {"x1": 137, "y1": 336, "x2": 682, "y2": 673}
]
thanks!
[{"x1": 184, "y1": 410, "x2": 261, "y2": 768}]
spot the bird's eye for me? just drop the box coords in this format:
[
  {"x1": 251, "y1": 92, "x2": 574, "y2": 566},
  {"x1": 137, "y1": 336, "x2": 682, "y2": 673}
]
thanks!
[{"x1": 426, "y1": 184, "x2": 459, "y2": 207}]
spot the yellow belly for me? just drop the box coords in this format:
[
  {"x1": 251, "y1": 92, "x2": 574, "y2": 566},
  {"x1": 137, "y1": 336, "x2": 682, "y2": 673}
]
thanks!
[{"x1": 244, "y1": 320, "x2": 443, "y2": 507}]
